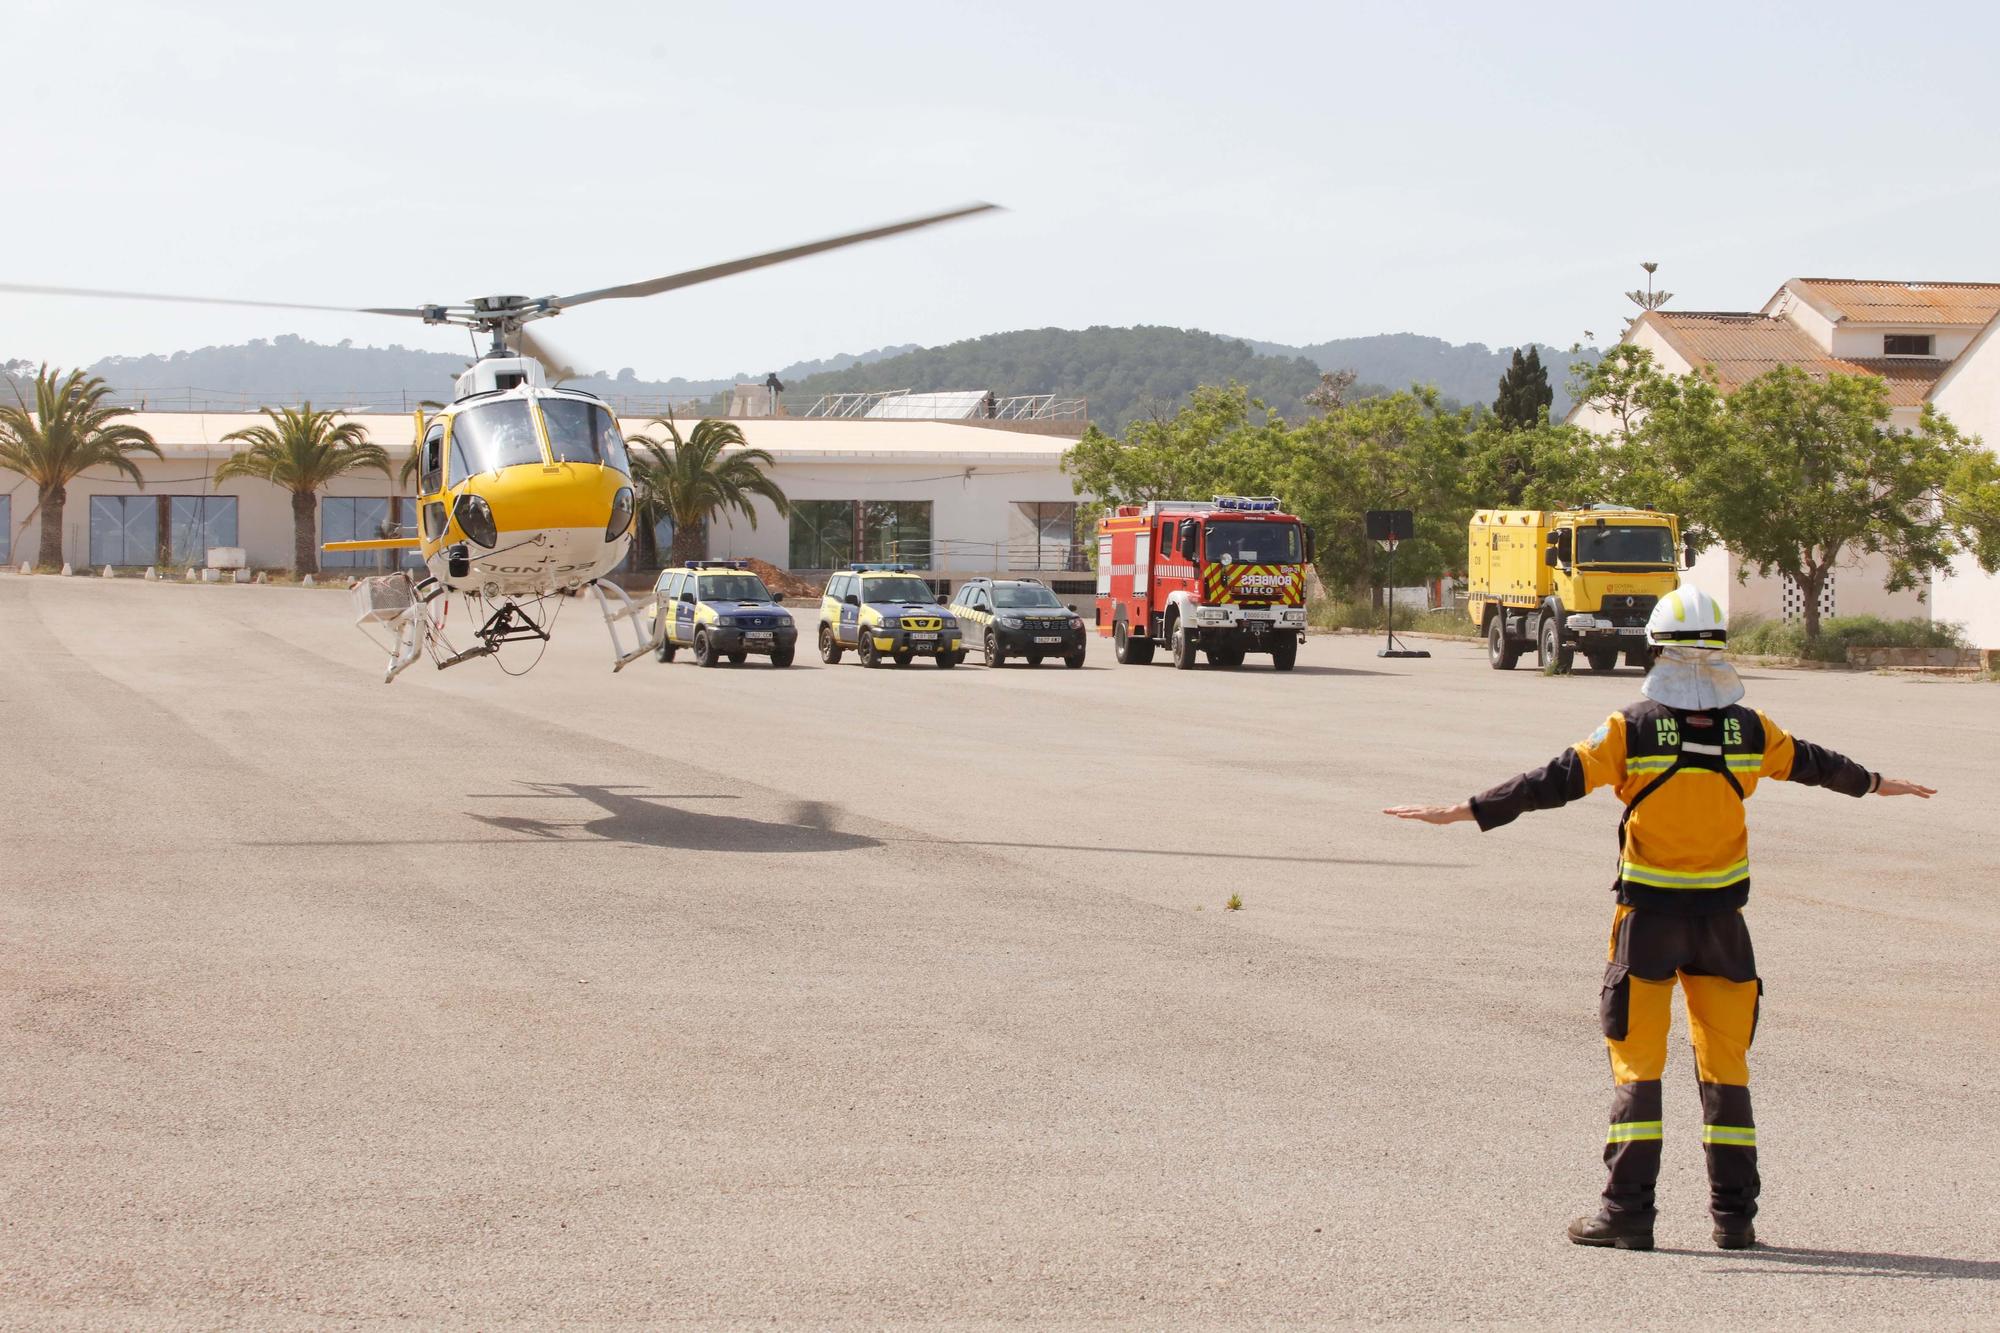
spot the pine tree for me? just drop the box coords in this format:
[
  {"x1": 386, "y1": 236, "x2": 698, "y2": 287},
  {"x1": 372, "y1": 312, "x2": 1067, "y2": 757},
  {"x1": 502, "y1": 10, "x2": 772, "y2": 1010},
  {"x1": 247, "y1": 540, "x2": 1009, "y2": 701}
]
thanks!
[{"x1": 1492, "y1": 346, "x2": 1554, "y2": 427}]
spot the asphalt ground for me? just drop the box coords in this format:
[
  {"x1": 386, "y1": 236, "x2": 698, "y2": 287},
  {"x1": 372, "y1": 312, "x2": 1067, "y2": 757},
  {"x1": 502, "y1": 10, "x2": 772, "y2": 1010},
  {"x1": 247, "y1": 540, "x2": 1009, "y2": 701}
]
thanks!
[{"x1": 3, "y1": 574, "x2": 1996, "y2": 1329}]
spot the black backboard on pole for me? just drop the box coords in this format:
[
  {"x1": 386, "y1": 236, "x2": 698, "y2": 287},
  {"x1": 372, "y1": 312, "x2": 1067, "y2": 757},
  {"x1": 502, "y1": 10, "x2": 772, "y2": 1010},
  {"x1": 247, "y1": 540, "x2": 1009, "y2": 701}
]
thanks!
[
  {"x1": 1365, "y1": 509, "x2": 1414, "y2": 542},
  {"x1": 1365, "y1": 509, "x2": 1430, "y2": 659}
]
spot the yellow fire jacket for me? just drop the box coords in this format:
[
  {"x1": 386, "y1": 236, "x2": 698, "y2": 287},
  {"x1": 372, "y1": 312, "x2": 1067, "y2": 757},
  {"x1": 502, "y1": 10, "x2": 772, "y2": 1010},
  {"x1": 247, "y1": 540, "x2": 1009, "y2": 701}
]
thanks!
[{"x1": 1470, "y1": 700, "x2": 1878, "y2": 913}]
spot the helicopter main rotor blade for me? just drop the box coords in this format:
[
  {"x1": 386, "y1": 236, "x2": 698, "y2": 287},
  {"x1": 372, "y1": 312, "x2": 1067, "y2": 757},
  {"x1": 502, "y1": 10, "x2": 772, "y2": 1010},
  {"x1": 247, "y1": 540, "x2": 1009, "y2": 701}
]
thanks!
[
  {"x1": 507, "y1": 325, "x2": 583, "y2": 384},
  {"x1": 0, "y1": 281, "x2": 428, "y2": 319},
  {"x1": 553, "y1": 202, "x2": 1002, "y2": 309}
]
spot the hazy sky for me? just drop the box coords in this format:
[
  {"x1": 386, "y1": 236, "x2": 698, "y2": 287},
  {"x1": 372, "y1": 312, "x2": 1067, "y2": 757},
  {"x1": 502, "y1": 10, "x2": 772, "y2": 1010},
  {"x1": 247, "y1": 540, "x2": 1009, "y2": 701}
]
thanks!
[{"x1": 4, "y1": 0, "x2": 1996, "y2": 380}]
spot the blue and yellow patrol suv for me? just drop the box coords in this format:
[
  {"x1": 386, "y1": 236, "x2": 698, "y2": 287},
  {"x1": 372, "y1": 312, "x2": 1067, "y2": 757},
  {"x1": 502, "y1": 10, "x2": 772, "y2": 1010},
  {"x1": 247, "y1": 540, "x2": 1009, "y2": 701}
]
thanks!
[
  {"x1": 648, "y1": 560, "x2": 798, "y2": 668},
  {"x1": 949, "y1": 577, "x2": 1087, "y2": 668},
  {"x1": 817, "y1": 564, "x2": 965, "y2": 668}
]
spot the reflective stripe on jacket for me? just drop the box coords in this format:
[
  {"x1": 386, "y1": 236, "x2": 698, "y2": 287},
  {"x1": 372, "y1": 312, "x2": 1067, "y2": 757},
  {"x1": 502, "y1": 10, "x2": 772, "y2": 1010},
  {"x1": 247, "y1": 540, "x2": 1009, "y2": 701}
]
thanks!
[{"x1": 1469, "y1": 702, "x2": 1876, "y2": 914}]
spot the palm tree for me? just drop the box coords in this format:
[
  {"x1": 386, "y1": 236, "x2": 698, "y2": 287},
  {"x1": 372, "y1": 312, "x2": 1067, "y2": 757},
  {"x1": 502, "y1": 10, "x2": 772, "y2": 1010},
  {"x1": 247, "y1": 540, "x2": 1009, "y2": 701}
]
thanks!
[
  {"x1": 0, "y1": 367, "x2": 161, "y2": 568},
  {"x1": 215, "y1": 405, "x2": 390, "y2": 575},
  {"x1": 626, "y1": 417, "x2": 789, "y2": 567}
]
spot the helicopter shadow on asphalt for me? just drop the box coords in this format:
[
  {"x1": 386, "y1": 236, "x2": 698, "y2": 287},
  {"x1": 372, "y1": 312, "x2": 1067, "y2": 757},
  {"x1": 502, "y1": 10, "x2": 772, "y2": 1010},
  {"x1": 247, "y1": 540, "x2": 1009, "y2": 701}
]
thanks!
[{"x1": 461, "y1": 783, "x2": 880, "y2": 854}]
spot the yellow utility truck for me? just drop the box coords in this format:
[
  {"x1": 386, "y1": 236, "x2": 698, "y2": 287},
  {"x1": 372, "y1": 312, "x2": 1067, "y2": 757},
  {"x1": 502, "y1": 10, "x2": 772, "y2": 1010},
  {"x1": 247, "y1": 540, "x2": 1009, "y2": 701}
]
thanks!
[{"x1": 1468, "y1": 505, "x2": 1690, "y2": 673}]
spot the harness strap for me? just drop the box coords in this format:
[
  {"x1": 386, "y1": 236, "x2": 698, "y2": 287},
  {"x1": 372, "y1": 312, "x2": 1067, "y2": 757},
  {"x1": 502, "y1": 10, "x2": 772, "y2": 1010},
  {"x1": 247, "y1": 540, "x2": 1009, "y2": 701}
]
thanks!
[{"x1": 1615, "y1": 749, "x2": 1746, "y2": 859}]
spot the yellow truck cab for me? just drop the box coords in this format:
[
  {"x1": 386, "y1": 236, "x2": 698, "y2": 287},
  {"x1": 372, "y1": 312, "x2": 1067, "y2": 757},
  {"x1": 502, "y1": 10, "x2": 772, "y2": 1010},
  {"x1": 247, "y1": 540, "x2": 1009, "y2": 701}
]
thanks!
[{"x1": 1468, "y1": 505, "x2": 1691, "y2": 673}]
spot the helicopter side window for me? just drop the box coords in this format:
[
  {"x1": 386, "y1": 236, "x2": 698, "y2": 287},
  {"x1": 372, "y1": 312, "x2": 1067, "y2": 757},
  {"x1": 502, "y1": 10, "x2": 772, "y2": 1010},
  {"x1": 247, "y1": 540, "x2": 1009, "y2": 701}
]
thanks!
[
  {"x1": 541, "y1": 399, "x2": 631, "y2": 474},
  {"x1": 448, "y1": 399, "x2": 544, "y2": 480},
  {"x1": 419, "y1": 420, "x2": 445, "y2": 495}
]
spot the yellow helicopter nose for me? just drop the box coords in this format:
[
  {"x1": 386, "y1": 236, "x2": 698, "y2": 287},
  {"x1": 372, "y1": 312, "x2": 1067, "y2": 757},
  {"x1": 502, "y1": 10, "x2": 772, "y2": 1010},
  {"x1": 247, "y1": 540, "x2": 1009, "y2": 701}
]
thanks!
[{"x1": 465, "y1": 462, "x2": 631, "y2": 532}]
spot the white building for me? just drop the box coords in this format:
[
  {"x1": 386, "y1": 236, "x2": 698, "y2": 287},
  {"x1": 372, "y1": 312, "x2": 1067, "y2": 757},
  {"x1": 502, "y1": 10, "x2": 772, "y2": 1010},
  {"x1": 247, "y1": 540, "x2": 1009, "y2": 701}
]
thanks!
[
  {"x1": 0, "y1": 406, "x2": 1091, "y2": 592},
  {"x1": 1569, "y1": 278, "x2": 2000, "y2": 647}
]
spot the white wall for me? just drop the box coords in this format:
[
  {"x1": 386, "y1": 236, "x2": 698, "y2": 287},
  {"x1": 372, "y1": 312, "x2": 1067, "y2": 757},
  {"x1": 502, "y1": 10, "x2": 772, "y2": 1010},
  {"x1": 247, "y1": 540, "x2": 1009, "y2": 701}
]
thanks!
[
  {"x1": 2, "y1": 453, "x2": 411, "y2": 571},
  {"x1": 1929, "y1": 327, "x2": 2000, "y2": 647},
  {"x1": 705, "y1": 455, "x2": 1081, "y2": 579},
  {"x1": 1828, "y1": 325, "x2": 1978, "y2": 361},
  {"x1": 3, "y1": 415, "x2": 1084, "y2": 578}
]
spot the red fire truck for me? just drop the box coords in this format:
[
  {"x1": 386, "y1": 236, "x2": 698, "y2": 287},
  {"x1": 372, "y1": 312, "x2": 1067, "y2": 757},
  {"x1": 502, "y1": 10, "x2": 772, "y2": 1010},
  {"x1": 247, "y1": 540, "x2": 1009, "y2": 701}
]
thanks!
[{"x1": 1094, "y1": 495, "x2": 1313, "y2": 670}]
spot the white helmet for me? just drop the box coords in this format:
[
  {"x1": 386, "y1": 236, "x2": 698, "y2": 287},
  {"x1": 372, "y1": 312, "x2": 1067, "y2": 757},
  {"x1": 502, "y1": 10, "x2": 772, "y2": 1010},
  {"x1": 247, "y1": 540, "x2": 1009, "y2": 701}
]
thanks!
[{"x1": 1646, "y1": 586, "x2": 1727, "y2": 651}]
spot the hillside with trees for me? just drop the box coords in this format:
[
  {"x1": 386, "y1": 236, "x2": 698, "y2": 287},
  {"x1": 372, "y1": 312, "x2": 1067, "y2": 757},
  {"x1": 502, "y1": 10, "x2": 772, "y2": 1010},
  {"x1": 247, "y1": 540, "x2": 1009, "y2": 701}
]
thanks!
[
  {"x1": 8, "y1": 327, "x2": 1595, "y2": 431},
  {"x1": 1245, "y1": 332, "x2": 1595, "y2": 416},
  {"x1": 786, "y1": 326, "x2": 1353, "y2": 432},
  {"x1": 41, "y1": 336, "x2": 921, "y2": 411}
]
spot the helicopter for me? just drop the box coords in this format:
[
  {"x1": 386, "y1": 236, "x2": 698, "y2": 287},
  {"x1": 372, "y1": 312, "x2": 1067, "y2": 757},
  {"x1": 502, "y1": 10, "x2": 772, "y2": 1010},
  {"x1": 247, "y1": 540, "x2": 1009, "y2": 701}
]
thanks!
[{"x1": 2, "y1": 203, "x2": 999, "y2": 682}]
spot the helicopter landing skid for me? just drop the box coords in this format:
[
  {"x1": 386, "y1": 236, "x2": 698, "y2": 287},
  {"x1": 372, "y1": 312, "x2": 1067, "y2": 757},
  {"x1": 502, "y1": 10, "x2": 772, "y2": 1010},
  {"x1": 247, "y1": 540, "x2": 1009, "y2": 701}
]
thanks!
[{"x1": 589, "y1": 579, "x2": 662, "y2": 672}]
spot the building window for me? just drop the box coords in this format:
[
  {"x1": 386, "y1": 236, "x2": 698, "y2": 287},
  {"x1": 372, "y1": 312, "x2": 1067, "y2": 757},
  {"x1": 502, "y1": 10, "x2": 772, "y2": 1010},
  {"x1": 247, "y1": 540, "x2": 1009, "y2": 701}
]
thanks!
[
  {"x1": 1009, "y1": 501, "x2": 1082, "y2": 571},
  {"x1": 787, "y1": 500, "x2": 935, "y2": 568},
  {"x1": 323, "y1": 496, "x2": 423, "y2": 571},
  {"x1": 168, "y1": 497, "x2": 238, "y2": 566},
  {"x1": 1883, "y1": 334, "x2": 1934, "y2": 357},
  {"x1": 89, "y1": 496, "x2": 161, "y2": 566},
  {"x1": 789, "y1": 500, "x2": 857, "y2": 569},
  {"x1": 88, "y1": 495, "x2": 237, "y2": 567},
  {"x1": 859, "y1": 500, "x2": 932, "y2": 564}
]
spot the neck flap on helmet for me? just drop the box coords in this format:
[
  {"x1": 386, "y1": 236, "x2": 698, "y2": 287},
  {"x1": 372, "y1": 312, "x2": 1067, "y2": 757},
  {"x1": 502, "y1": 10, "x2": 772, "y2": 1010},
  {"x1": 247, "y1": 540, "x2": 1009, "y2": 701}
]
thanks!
[{"x1": 1642, "y1": 646, "x2": 1745, "y2": 710}]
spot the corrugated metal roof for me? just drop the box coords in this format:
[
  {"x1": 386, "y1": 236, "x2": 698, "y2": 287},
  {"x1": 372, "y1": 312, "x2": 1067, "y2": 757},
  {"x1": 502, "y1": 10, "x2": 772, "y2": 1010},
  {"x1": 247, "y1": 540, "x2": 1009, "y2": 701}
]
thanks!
[
  {"x1": 1644, "y1": 312, "x2": 1946, "y2": 406},
  {"x1": 1784, "y1": 278, "x2": 2000, "y2": 326}
]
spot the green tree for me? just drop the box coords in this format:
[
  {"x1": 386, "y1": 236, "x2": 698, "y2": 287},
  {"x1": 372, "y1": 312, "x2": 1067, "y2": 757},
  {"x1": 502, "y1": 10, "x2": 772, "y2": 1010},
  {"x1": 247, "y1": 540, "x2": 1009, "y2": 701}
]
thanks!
[
  {"x1": 1464, "y1": 415, "x2": 1612, "y2": 510},
  {"x1": 1286, "y1": 388, "x2": 1476, "y2": 598},
  {"x1": 0, "y1": 366, "x2": 161, "y2": 569},
  {"x1": 1060, "y1": 383, "x2": 1291, "y2": 518},
  {"x1": 626, "y1": 417, "x2": 789, "y2": 567},
  {"x1": 1492, "y1": 346, "x2": 1553, "y2": 428},
  {"x1": 1655, "y1": 367, "x2": 1993, "y2": 643},
  {"x1": 215, "y1": 405, "x2": 390, "y2": 575}
]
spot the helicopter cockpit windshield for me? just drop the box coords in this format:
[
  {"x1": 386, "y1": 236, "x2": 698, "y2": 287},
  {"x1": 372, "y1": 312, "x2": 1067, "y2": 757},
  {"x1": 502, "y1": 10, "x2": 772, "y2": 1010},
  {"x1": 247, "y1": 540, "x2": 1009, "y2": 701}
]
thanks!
[
  {"x1": 541, "y1": 398, "x2": 630, "y2": 473},
  {"x1": 449, "y1": 399, "x2": 544, "y2": 478}
]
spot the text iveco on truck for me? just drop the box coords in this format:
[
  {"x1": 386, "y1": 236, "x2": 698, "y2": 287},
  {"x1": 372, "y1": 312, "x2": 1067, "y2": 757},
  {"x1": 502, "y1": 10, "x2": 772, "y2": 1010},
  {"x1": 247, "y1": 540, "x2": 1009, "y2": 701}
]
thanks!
[{"x1": 1095, "y1": 495, "x2": 1313, "y2": 671}]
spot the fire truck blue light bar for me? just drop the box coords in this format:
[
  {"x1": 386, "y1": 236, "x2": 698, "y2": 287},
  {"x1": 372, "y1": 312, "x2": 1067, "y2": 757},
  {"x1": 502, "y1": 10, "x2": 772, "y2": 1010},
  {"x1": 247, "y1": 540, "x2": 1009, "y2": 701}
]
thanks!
[{"x1": 1213, "y1": 495, "x2": 1281, "y2": 512}]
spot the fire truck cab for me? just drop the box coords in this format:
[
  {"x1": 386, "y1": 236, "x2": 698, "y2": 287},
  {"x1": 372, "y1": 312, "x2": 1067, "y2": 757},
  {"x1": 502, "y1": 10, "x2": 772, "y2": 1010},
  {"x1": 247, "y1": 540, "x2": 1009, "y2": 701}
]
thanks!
[{"x1": 1094, "y1": 495, "x2": 1312, "y2": 671}]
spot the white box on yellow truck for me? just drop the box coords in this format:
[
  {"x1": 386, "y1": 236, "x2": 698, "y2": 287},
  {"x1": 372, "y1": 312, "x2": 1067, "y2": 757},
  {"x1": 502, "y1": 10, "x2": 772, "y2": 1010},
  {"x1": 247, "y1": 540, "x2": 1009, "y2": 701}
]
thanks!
[{"x1": 1468, "y1": 505, "x2": 1690, "y2": 673}]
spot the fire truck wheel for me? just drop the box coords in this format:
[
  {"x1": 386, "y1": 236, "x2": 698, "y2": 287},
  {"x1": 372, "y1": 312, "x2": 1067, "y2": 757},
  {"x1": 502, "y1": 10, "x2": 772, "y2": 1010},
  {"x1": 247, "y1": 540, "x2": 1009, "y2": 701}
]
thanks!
[
  {"x1": 1585, "y1": 648, "x2": 1620, "y2": 673},
  {"x1": 1488, "y1": 613, "x2": 1521, "y2": 670},
  {"x1": 1115, "y1": 622, "x2": 1155, "y2": 665},
  {"x1": 819, "y1": 625, "x2": 843, "y2": 665},
  {"x1": 1271, "y1": 636, "x2": 1298, "y2": 671},
  {"x1": 1208, "y1": 646, "x2": 1243, "y2": 668},
  {"x1": 985, "y1": 628, "x2": 1006, "y2": 667},
  {"x1": 1171, "y1": 618, "x2": 1199, "y2": 670}
]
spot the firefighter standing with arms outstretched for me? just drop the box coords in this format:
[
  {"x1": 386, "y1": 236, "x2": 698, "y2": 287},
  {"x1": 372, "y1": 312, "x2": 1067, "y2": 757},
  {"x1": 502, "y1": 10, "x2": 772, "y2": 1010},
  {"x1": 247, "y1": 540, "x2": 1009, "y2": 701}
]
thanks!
[{"x1": 1384, "y1": 588, "x2": 1934, "y2": 1251}]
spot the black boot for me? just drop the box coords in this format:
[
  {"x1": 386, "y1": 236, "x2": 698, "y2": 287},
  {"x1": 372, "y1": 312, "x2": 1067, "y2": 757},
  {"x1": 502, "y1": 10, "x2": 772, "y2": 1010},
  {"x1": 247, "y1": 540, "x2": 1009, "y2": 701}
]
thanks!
[
  {"x1": 1567, "y1": 1211, "x2": 1655, "y2": 1251},
  {"x1": 1712, "y1": 1216, "x2": 1757, "y2": 1250}
]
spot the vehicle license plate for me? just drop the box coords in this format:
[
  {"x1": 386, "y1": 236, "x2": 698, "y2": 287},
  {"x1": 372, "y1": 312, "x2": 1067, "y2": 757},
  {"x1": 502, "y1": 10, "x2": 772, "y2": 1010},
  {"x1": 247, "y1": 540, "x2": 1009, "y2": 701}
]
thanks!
[
  {"x1": 1034, "y1": 635, "x2": 1063, "y2": 644},
  {"x1": 747, "y1": 632, "x2": 774, "y2": 643},
  {"x1": 1619, "y1": 627, "x2": 1645, "y2": 636},
  {"x1": 909, "y1": 632, "x2": 937, "y2": 643}
]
